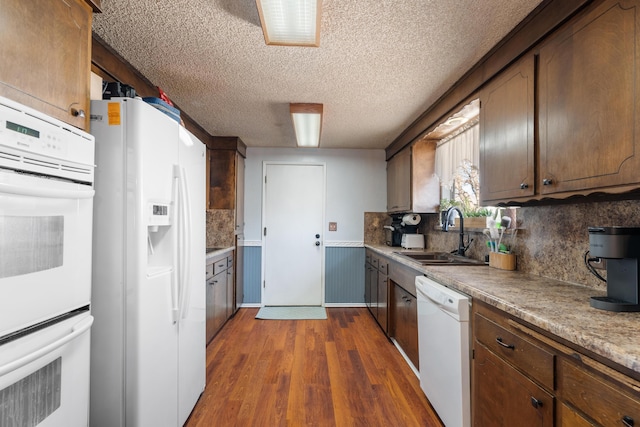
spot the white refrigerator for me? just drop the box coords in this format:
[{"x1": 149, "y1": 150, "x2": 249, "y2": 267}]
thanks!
[{"x1": 89, "y1": 97, "x2": 206, "y2": 427}]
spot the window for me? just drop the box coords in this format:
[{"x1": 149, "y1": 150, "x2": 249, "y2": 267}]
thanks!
[
  {"x1": 430, "y1": 99, "x2": 488, "y2": 217},
  {"x1": 435, "y1": 121, "x2": 479, "y2": 208}
]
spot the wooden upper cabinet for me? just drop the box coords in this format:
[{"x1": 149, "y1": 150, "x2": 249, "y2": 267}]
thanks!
[
  {"x1": 387, "y1": 147, "x2": 411, "y2": 213},
  {"x1": 0, "y1": 0, "x2": 93, "y2": 130},
  {"x1": 480, "y1": 54, "x2": 535, "y2": 204},
  {"x1": 387, "y1": 140, "x2": 439, "y2": 213},
  {"x1": 538, "y1": 0, "x2": 640, "y2": 195},
  {"x1": 207, "y1": 136, "x2": 246, "y2": 212}
]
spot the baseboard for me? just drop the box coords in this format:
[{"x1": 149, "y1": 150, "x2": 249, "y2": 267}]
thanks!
[
  {"x1": 240, "y1": 303, "x2": 367, "y2": 308},
  {"x1": 324, "y1": 303, "x2": 367, "y2": 308}
]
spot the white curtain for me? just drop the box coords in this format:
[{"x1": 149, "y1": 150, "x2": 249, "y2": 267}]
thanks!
[{"x1": 434, "y1": 123, "x2": 479, "y2": 197}]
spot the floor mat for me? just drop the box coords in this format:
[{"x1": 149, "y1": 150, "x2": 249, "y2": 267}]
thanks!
[{"x1": 255, "y1": 306, "x2": 327, "y2": 320}]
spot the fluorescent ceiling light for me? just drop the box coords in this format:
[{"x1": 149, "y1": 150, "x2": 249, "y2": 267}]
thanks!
[
  {"x1": 256, "y1": 0, "x2": 322, "y2": 47},
  {"x1": 290, "y1": 103, "x2": 323, "y2": 147}
]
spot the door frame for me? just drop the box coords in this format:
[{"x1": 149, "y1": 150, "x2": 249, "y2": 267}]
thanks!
[{"x1": 260, "y1": 161, "x2": 326, "y2": 306}]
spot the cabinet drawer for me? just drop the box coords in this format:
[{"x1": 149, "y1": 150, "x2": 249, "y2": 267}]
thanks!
[
  {"x1": 557, "y1": 357, "x2": 640, "y2": 427},
  {"x1": 557, "y1": 402, "x2": 595, "y2": 427},
  {"x1": 378, "y1": 261, "x2": 388, "y2": 275},
  {"x1": 474, "y1": 313, "x2": 554, "y2": 389},
  {"x1": 213, "y1": 260, "x2": 227, "y2": 275},
  {"x1": 206, "y1": 263, "x2": 214, "y2": 280},
  {"x1": 371, "y1": 257, "x2": 379, "y2": 269}
]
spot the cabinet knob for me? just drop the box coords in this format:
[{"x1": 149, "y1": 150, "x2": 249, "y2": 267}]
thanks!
[
  {"x1": 623, "y1": 415, "x2": 634, "y2": 427},
  {"x1": 530, "y1": 396, "x2": 543, "y2": 409},
  {"x1": 520, "y1": 183, "x2": 528, "y2": 189},
  {"x1": 315, "y1": 241, "x2": 320, "y2": 246},
  {"x1": 542, "y1": 178, "x2": 553, "y2": 186}
]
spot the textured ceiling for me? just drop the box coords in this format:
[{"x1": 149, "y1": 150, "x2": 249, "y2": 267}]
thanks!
[{"x1": 93, "y1": 0, "x2": 543, "y2": 149}]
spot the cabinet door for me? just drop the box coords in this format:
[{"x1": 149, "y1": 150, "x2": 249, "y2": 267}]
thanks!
[
  {"x1": 473, "y1": 343, "x2": 554, "y2": 427},
  {"x1": 210, "y1": 270, "x2": 227, "y2": 337},
  {"x1": 393, "y1": 285, "x2": 419, "y2": 368},
  {"x1": 0, "y1": 0, "x2": 91, "y2": 130},
  {"x1": 480, "y1": 54, "x2": 535, "y2": 203},
  {"x1": 538, "y1": 0, "x2": 640, "y2": 195},
  {"x1": 209, "y1": 150, "x2": 236, "y2": 210},
  {"x1": 226, "y1": 256, "x2": 234, "y2": 318},
  {"x1": 387, "y1": 148, "x2": 411, "y2": 212},
  {"x1": 364, "y1": 262, "x2": 372, "y2": 308},
  {"x1": 206, "y1": 278, "x2": 215, "y2": 344},
  {"x1": 235, "y1": 154, "x2": 245, "y2": 233},
  {"x1": 377, "y1": 273, "x2": 388, "y2": 332},
  {"x1": 368, "y1": 267, "x2": 378, "y2": 317}
]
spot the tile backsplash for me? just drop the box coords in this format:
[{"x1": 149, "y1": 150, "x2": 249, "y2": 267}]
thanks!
[{"x1": 367, "y1": 198, "x2": 640, "y2": 291}]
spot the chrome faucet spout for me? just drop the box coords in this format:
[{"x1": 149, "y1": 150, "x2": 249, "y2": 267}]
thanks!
[{"x1": 443, "y1": 207, "x2": 466, "y2": 256}]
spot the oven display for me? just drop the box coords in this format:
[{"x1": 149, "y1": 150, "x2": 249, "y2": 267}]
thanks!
[{"x1": 6, "y1": 121, "x2": 40, "y2": 138}]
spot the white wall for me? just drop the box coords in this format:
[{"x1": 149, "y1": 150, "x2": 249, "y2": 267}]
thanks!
[{"x1": 244, "y1": 147, "x2": 387, "y2": 244}]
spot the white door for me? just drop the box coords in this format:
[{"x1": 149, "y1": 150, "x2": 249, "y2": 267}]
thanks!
[{"x1": 263, "y1": 163, "x2": 324, "y2": 306}]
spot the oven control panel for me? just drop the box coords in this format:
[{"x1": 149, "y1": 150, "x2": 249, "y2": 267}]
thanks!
[{"x1": 0, "y1": 96, "x2": 94, "y2": 183}]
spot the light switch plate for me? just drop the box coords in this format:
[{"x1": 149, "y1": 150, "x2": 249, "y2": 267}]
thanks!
[{"x1": 329, "y1": 222, "x2": 337, "y2": 231}]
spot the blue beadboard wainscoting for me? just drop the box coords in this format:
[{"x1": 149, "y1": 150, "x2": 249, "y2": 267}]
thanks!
[
  {"x1": 325, "y1": 246, "x2": 365, "y2": 304},
  {"x1": 240, "y1": 243, "x2": 365, "y2": 306},
  {"x1": 242, "y1": 245, "x2": 262, "y2": 304}
]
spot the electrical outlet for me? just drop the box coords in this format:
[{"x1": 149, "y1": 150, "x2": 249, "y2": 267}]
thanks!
[{"x1": 329, "y1": 222, "x2": 337, "y2": 231}]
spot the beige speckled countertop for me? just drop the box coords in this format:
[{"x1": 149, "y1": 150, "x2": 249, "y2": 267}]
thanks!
[
  {"x1": 206, "y1": 246, "x2": 234, "y2": 261},
  {"x1": 366, "y1": 244, "x2": 640, "y2": 377}
]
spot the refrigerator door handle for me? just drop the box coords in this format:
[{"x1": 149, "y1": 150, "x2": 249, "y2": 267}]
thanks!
[
  {"x1": 178, "y1": 165, "x2": 192, "y2": 320},
  {"x1": 171, "y1": 166, "x2": 181, "y2": 324}
]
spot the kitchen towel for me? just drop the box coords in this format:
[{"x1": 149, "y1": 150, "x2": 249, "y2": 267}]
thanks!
[{"x1": 255, "y1": 306, "x2": 327, "y2": 320}]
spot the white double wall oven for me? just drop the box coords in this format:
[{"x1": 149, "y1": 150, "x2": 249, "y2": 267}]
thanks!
[{"x1": 0, "y1": 97, "x2": 95, "y2": 427}]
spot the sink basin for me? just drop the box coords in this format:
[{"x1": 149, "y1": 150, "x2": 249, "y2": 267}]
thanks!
[{"x1": 394, "y1": 251, "x2": 485, "y2": 266}]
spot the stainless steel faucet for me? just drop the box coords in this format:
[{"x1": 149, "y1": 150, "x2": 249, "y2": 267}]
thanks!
[{"x1": 442, "y1": 207, "x2": 466, "y2": 256}]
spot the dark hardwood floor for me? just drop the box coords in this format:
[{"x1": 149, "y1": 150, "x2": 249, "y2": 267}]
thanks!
[{"x1": 185, "y1": 307, "x2": 443, "y2": 426}]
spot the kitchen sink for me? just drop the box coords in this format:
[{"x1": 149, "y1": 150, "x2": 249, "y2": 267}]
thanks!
[{"x1": 394, "y1": 251, "x2": 485, "y2": 266}]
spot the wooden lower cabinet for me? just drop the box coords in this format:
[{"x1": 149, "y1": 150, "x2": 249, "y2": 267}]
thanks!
[
  {"x1": 364, "y1": 255, "x2": 378, "y2": 317},
  {"x1": 377, "y1": 272, "x2": 388, "y2": 333},
  {"x1": 206, "y1": 251, "x2": 234, "y2": 344},
  {"x1": 473, "y1": 300, "x2": 640, "y2": 427},
  {"x1": 473, "y1": 343, "x2": 554, "y2": 426},
  {"x1": 392, "y1": 283, "x2": 419, "y2": 369},
  {"x1": 557, "y1": 357, "x2": 640, "y2": 427}
]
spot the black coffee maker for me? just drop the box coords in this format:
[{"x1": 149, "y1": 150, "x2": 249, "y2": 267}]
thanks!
[
  {"x1": 588, "y1": 226, "x2": 640, "y2": 312},
  {"x1": 385, "y1": 214, "x2": 419, "y2": 247}
]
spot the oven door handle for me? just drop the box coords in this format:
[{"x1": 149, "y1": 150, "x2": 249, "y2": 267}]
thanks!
[
  {"x1": 0, "y1": 181, "x2": 95, "y2": 199},
  {"x1": 0, "y1": 315, "x2": 93, "y2": 376}
]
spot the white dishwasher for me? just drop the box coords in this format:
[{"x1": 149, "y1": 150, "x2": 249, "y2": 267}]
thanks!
[{"x1": 416, "y1": 275, "x2": 471, "y2": 427}]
